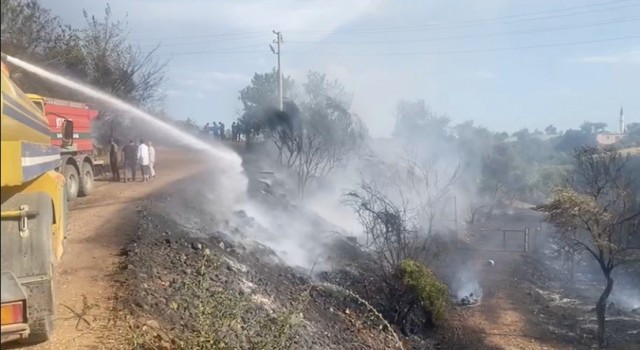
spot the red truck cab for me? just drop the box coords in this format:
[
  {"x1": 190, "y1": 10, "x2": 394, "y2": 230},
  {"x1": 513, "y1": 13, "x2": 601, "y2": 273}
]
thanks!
[{"x1": 27, "y1": 95, "x2": 102, "y2": 201}]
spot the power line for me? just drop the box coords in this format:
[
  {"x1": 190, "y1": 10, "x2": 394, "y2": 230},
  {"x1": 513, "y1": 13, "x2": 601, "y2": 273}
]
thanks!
[
  {"x1": 271, "y1": 31, "x2": 283, "y2": 110},
  {"x1": 140, "y1": 15, "x2": 640, "y2": 53},
  {"x1": 153, "y1": 49, "x2": 266, "y2": 57},
  {"x1": 146, "y1": 34, "x2": 639, "y2": 57},
  {"x1": 128, "y1": 0, "x2": 637, "y2": 42},
  {"x1": 160, "y1": 54, "x2": 267, "y2": 63},
  {"x1": 290, "y1": 2, "x2": 640, "y2": 35},
  {"x1": 286, "y1": 16, "x2": 640, "y2": 45},
  {"x1": 284, "y1": 34, "x2": 640, "y2": 57},
  {"x1": 138, "y1": 37, "x2": 270, "y2": 49},
  {"x1": 132, "y1": 31, "x2": 267, "y2": 42},
  {"x1": 152, "y1": 43, "x2": 267, "y2": 52}
]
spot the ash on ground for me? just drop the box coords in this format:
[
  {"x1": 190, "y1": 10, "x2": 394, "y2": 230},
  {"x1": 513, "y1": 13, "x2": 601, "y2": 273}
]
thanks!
[
  {"x1": 458, "y1": 293, "x2": 481, "y2": 306},
  {"x1": 113, "y1": 173, "x2": 417, "y2": 350}
]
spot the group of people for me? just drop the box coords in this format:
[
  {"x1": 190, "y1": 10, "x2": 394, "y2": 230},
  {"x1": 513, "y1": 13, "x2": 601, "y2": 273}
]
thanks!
[
  {"x1": 230, "y1": 122, "x2": 242, "y2": 142},
  {"x1": 202, "y1": 121, "x2": 242, "y2": 142},
  {"x1": 203, "y1": 122, "x2": 226, "y2": 140},
  {"x1": 109, "y1": 138, "x2": 156, "y2": 183}
]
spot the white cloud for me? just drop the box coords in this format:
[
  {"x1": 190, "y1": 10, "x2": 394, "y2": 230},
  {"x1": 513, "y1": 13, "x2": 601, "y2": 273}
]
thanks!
[{"x1": 577, "y1": 48, "x2": 640, "y2": 64}]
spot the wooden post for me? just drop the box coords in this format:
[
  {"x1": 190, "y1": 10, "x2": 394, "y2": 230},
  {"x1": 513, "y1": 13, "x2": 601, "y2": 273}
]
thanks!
[{"x1": 503, "y1": 230, "x2": 506, "y2": 251}]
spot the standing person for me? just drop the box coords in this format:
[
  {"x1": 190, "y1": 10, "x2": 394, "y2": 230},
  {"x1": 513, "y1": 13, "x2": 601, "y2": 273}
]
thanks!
[
  {"x1": 109, "y1": 138, "x2": 120, "y2": 182},
  {"x1": 148, "y1": 141, "x2": 156, "y2": 179},
  {"x1": 137, "y1": 139, "x2": 151, "y2": 182},
  {"x1": 219, "y1": 122, "x2": 225, "y2": 140},
  {"x1": 122, "y1": 139, "x2": 138, "y2": 182},
  {"x1": 212, "y1": 122, "x2": 218, "y2": 139},
  {"x1": 231, "y1": 122, "x2": 237, "y2": 142}
]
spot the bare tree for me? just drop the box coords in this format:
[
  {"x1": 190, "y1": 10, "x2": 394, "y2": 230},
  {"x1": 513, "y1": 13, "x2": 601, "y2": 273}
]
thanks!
[
  {"x1": 402, "y1": 159, "x2": 460, "y2": 235},
  {"x1": 344, "y1": 160, "x2": 457, "y2": 333},
  {"x1": 294, "y1": 105, "x2": 364, "y2": 196},
  {"x1": 79, "y1": 4, "x2": 168, "y2": 142},
  {"x1": 536, "y1": 146, "x2": 640, "y2": 347},
  {"x1": 345, "y1": 180, "x2": 418, "y2": 274},
  {"x1": 345, "y1": 157, "x2": 459, "y2": 270}
]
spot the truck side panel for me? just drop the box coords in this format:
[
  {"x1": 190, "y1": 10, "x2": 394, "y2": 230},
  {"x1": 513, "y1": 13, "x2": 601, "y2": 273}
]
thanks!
[
  {"x1": 1, "y1": 170, "x2": 67, "y2": 261},
  {"x1": 43, "y1": 100, "x2": 97, "y2": 153}
]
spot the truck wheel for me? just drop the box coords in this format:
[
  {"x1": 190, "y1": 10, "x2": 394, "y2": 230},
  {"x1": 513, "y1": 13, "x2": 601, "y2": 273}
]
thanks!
[
  {"x1": 79, "y1": 162, "x2": 94, "y2": 197},
  {"x1": 63, "y1": 164, "x2": 79, "y2": 201}
]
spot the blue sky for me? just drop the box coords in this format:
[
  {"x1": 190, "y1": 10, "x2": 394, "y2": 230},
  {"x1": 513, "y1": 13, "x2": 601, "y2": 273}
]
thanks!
[{"x1": 45, "y1": 0, "x2": 640, "y2": 137}]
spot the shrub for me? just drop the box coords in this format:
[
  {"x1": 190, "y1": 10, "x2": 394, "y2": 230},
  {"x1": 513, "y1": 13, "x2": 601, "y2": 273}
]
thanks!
[{"x1": 397, "y1": 259, "x2": 449, "y2": 326}]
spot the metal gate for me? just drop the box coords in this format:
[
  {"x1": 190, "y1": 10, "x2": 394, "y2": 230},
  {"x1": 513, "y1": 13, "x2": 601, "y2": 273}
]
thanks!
[{"x1": 464, "y1": 228, "x2": 531, "y2": 252}]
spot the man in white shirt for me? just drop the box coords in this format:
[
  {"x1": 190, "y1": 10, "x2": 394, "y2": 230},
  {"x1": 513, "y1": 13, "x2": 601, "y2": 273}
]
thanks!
[
  {"x1": 137, "y1": 139, "x2": 151, "y2": 182},
  {"x1": 148, "y1": 141, "x2": 156, "y2": 179}
]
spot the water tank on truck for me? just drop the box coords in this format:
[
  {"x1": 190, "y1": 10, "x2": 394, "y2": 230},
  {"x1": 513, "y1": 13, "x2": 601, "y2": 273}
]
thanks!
[
  {"x1": 1, "y1": 54, "x2": 72, "y2": 344},
  {"x1": 27, "y1": 95, "x2": 103, "y2": 201}
]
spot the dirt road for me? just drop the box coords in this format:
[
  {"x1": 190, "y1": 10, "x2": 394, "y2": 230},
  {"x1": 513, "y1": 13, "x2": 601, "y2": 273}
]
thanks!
[
  {"x1": 454, "y1": 251, "x2": 566, "y2": 350},
  {"x1": 13, "y1": 149, "x2": 203, "y2": 350}
]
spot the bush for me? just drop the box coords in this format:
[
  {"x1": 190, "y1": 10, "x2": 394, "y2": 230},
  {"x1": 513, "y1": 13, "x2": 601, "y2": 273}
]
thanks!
[{"x1": 397, "y1": 259, "x2": 449, "y2": 326}]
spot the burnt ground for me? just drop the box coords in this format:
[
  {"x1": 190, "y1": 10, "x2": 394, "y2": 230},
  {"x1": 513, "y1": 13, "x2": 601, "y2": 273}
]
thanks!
[
  {"x1": 32, "y1": 143, "x2": 636, "y2": 350},
  {"x1": 111, "y1": 175, "x2": 407, "y2": 350},
  {"x1": 110, "y1": 163, "x2": 640, "y2": 350},
  {"x1": 519, "y1": 254, "x2": 640, "y2": 349}
]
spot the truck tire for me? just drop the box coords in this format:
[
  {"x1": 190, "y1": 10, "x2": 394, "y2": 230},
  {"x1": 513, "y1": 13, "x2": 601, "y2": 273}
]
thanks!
[
  {"x1": 19, "y1": 196, "x2": 56, "y2": 344},
  {"x1": 79, "y1": 162, "x2": 94, "y2": 197},
  {"x1": 63, "y1": 164, "x2": 79, "y2": 201}
]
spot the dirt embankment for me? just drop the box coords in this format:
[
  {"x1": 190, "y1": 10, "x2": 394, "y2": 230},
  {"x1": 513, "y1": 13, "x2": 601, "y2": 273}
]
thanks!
[
  {"x1": 113, "y1": 173, "x2": 407, "y2": 350},
  {"x1": 11, "y1": 149, "x2": 204, "y2": 350}
]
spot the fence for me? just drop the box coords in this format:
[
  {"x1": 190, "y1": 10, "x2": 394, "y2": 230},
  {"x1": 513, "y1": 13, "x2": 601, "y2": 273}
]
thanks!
[{"x1": 460, "y1": 228, "x2": 532, "y2": 253}]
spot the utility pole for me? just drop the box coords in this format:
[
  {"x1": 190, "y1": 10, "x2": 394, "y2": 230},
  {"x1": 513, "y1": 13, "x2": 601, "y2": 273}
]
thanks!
[
  {"x1": 270, "y1": 30, "x2": 283, "y2": 110},
  {"x1": 619, "y1": 105, "x2": 625, "y2": 134}
]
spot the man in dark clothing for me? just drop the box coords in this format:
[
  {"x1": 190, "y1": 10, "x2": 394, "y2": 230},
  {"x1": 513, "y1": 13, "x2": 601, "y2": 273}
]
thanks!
[
  {"x1": 219, "y1": 122, "x2": 225, "y2": 140},
  {"x1": 212, "y1": 122, "x2": 218, "y2": 139},
  {"x1": 231, "y1": 122, "x2": 236, "y2": 142},
  {"x1": 122, "y1": 139, "x2": 138, "y2": 182},
  {"x1": 109, "y1": 138, "x2": 121, "y2": 182}
]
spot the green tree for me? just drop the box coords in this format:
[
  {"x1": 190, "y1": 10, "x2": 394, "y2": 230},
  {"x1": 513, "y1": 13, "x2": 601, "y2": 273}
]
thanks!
[
  {"x1": 294, "y1": 72, "x2": 365, "y2": 196},
  {"x1": 545, "y1": 124, "x2": 558, "y2": 135},
  {"x1": 237, "y1": 69, "x2": 294, "y2": 137},
  {"x1": 555, "y1": 129, "x2": 597, "y2": 152},
  {"x1": 0, "y1": 0, "x2": 83, "y2": 97},
  {"x1": 1, "y1": 1, "x2": 168, "y2": 143},
  {"x1": 392, "y1": 99, "x2": 452, "y2": 146},
  {"x1": 619, "y1": 122, "x2": 640, "y2": 147},
  {"x1": 580, "y1": 121, "x2": 608, "y2": 134},
  {"x1": 480, "y1": 144, "x2": 527, "y2": 204},
  {"x1": 238, "y1": 70, "x2": 364, "y2": 196}
]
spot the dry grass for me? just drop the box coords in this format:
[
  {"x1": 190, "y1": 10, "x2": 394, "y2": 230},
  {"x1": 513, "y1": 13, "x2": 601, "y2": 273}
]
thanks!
[{"x1": 111, "y1": 253, "x2": 306, "y2": 350}]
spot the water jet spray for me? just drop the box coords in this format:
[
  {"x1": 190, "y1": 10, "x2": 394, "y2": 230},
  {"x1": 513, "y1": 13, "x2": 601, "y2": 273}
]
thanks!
[
  {"x1": 2, "y1": 53, "x2": 248, "y2": 205},
  {"x1": 3, "y1": 53, "x2": 240, "y2": 165}
]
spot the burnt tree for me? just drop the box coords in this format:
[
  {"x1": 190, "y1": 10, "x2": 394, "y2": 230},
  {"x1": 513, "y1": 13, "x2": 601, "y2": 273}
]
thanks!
[{"x1": 536, "y1": 146, "x2": 640, "y2": 347}]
